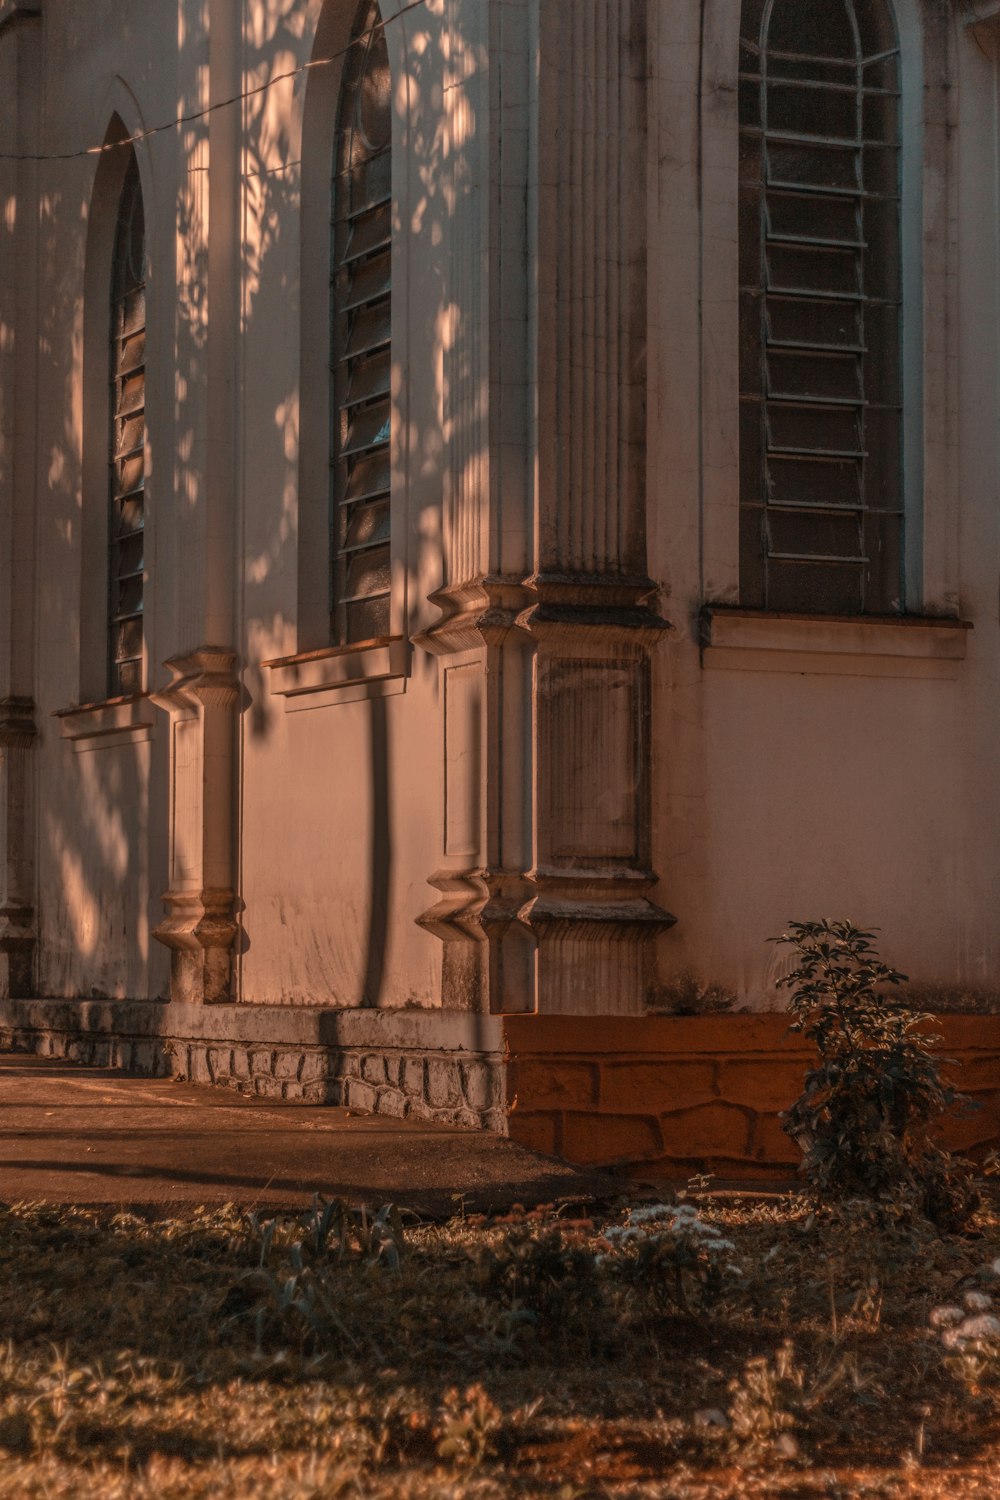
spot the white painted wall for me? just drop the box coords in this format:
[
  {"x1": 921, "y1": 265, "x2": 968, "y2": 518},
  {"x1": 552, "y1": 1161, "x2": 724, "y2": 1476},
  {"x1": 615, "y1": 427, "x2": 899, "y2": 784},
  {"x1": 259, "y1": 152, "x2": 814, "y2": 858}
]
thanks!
[{"x1": 4, "y1": 0, "x2": 1000, "y2": 1017}]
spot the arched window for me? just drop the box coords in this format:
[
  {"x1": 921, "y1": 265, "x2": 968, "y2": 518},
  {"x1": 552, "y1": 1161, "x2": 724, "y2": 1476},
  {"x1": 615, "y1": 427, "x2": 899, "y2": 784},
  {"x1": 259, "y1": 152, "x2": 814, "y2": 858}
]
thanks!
[
  {"x1": 739, "y1": 0, "x2": 902, "y2": 614},
  {"x1": 331, "y1": 0, "x2": 392, "y2": 644},
  {"x1": 108, "y1": 149, "x2": 146, "y2": 695}
]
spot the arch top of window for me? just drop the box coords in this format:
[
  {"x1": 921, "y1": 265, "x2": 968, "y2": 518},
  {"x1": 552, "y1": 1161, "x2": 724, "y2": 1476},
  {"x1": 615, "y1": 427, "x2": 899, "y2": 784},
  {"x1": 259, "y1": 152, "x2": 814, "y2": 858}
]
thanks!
[{"x1": 740, "y1": 0, "x2": 899, "y2": 69}]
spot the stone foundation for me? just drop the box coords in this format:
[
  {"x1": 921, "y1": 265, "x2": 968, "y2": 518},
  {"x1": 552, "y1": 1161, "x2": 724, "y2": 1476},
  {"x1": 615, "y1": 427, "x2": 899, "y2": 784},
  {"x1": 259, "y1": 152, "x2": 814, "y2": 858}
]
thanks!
[
  {"x1": 0, "y1": 1000, "x2": 506, "y2": 1131},
  {"x1": 4, "y1": 1002, "x2": 998, "y2": 1179},
  {"x1": 504, "y1": 1013, "x2": 1000, "y2": 1182}
]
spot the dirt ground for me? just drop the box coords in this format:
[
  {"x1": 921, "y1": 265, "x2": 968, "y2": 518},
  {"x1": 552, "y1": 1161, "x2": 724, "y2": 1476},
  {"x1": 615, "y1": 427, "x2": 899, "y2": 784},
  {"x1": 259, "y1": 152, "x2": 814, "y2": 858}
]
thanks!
[
  {"x1": 0, "y1": 1053, "x2": 621, "y2": 1214},
  {"x1": 0, "y1": 1183, "x2": 998, "y2": 1497}
]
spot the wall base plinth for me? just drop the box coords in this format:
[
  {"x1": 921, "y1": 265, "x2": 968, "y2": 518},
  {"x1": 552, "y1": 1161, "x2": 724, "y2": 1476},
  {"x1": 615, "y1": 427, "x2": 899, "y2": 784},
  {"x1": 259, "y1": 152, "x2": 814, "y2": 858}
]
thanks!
[
  {"x1": 505, "y1": 1013, "x2": 1000, "y2": 1181},
  {"x1": 0, "y1": 1000, "x2": 507, "y2": 1130}
]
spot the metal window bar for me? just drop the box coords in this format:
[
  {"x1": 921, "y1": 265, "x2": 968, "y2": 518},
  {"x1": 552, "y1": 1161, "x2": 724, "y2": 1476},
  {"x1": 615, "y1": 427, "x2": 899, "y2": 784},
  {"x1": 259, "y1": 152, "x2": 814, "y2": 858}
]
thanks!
[
  {"x1": 108, "y1": 151, "x2": 146, "y2": 697},
  {"x1": 739, "y1": 1, "x2": 902, "y2": 614},
  {"x1": 330, "y1": 0, "x2": 392, "y2": 645}
]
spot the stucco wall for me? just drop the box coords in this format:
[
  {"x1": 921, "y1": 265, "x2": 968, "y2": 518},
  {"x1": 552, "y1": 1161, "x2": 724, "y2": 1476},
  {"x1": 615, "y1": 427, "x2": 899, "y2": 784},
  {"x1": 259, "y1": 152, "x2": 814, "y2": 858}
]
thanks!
[
  {"x1": 3, "y1": 1, "x2": 1000, "y2": 1035},
  {"x1": 644, "y1": 0, "x2": 1000, "y2": 1014}
]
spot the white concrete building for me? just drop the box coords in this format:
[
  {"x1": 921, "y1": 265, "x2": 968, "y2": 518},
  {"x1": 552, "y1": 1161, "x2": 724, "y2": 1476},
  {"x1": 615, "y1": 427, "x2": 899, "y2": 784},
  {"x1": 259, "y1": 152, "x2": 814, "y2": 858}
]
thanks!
[{"x1": 2, "y1": 0, "x2": 999, "y2": 1175}]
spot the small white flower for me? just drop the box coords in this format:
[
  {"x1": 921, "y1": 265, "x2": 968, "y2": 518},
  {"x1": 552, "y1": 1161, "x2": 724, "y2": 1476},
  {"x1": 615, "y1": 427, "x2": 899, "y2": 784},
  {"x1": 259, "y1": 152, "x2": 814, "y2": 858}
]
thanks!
[
  {"x1": 929, "y1": 1305, "x2": 965, "y2": 1328},
  {"x1": 693, "y1": 1407, "x2": 729, "y2": 1430},
  {"x1": 963, "y1": 1290, "x2": 993, "y2": 1313},
  {"x1": 628, "y1": 1204, "x2": 676, "y2": 1225},
  {"x1": 957, "y1": 1314, "x2": 1000, "y2": 1341}
]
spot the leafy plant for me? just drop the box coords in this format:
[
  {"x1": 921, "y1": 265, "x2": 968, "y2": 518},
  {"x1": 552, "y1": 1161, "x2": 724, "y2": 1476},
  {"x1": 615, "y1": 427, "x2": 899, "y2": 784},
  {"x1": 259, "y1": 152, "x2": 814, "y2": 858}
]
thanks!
[
  {"x1": 930, "y1": 1257, "x2": 1000, "y2": 1395},
  {"x1": 434, "y1": 1384, "x2": 503, "y2": 1466},
  {"x1": 773, "y1": 919, "x2": 978, "y2": 1227},
  {"x1": 247, "y1": 1248, "x2": 358, "y2": 1356},
  {"x1": 724, "y1": 1342, "x2": 803, "y2": 1464},
  {"x1": 604, "y1": 1203, "x2": 740, "y2": 1312},
  {"x1": 480, "y1": 1227, "x2": 601, "y2": 1331}
]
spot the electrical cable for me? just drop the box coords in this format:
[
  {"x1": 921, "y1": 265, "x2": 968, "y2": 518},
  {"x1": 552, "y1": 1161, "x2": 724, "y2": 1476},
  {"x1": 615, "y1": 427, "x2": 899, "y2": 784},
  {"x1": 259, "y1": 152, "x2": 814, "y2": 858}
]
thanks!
[{"x1": 0, "y1": 0, "x2": 427, "y2": 163}]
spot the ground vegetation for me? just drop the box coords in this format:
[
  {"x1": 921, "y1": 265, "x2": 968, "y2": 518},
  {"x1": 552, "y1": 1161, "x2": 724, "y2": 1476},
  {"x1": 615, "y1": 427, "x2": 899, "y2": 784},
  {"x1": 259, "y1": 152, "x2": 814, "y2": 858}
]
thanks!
[{"x1": 0, "y1": 1183, "x2": 998, "y2": 1497}]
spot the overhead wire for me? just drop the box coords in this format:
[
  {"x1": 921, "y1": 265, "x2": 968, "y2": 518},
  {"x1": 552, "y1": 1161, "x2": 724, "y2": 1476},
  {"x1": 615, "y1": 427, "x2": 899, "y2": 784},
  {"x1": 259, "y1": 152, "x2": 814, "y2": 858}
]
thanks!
[{"x1": 0, "y1": 0, "x2": 428, "y2": 163}]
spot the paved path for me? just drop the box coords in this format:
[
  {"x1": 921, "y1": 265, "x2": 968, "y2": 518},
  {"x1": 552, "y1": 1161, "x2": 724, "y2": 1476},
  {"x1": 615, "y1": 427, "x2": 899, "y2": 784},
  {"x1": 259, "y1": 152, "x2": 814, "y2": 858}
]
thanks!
[{"x1": 0, "y1": 1054, "x2": 622, "y2": 1216}]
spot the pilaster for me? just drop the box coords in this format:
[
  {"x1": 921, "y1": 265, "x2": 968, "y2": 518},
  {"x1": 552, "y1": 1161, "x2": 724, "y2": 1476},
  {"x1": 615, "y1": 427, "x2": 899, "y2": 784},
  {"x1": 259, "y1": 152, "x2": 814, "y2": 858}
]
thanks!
[
  {"x1": 522, "y1": 0, "x2": 674, "y2": 1014},
  {"x1": 414, "y1": 1, "x2": 537, "y2": 1015},
  {"x1": 517, "y1": 578, "x2": 674, "y2": 1016},
  {"x1": 150, "y1": 649, "x2": 240, "y2": 1003},
  {"x1": 418, "y1": 0, "x2": 674, "y2": 1017},
  {"x1": 416, "y1": 577, "x2": 536, "y2": 1014},
  {"x1": 153, "y1": 0, "x2": 243, "y2": 1000}
]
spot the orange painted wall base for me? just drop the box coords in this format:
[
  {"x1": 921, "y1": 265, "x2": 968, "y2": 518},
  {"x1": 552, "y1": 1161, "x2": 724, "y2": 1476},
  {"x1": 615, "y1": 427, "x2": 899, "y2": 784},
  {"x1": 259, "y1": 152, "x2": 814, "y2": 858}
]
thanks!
[{"x1": 504, "y1": 1014, "x2": 1000, "y2": 1183}]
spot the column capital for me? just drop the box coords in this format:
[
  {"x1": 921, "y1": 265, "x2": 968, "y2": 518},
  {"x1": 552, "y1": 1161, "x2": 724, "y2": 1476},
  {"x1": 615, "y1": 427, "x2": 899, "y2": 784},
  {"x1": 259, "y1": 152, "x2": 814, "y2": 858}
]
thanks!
[{"x1": 151, "y1": 648, "x2": 241, "y2": 716}]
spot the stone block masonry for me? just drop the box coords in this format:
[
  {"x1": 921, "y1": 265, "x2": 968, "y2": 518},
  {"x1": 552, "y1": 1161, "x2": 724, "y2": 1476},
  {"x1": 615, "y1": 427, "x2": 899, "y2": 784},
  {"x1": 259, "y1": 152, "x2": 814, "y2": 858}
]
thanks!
[
  {"x1": 504, "y1": 1014, "x2": 1000, "y2": 1182},
  {"x1": 3, "y1": 1002, "x2": 997, "y2": 1178},
  {"x1": 0, "y1": 1001, "x2": 506, "y2": 1132}
]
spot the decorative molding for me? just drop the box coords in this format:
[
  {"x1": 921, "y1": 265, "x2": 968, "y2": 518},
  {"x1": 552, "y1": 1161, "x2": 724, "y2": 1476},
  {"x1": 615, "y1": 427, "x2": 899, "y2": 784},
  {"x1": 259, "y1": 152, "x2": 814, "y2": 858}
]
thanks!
[
  {"x1": 413, "y1": 578, "x2": 533, "y2": 657},
  {"x1": 54, "y1": 694, "x2": 154, "y2": 751},
  {"x1": 263, "y1": 635, "x2": 408, "y2": 700},
  {"x1": 150, "y1": 647, "x2": 241, "y2": 716},
  {"x1": 417, "y1": 867, "x2": 536, "y2": 1015},
  {"x1": 517, "y1": 574, "x2": 673, "y2": 652},
  {"x1": 150, "y1": 648, "x2": 240, "y2": 1004},
  {"x1": 702, "y1": 609, "x2": 971, "y2": 677}
]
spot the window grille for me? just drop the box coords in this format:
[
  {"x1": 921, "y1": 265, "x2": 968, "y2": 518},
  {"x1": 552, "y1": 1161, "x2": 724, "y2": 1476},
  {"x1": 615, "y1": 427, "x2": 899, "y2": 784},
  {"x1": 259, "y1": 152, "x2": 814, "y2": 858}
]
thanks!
[
  {"x1": 331, "y1": 0, "x2": 392, "y2": 644},
  {"x1": 108, "y1": 151, "x2": 146, "y2": 695},
  {"x1": 738, "y1": 0, "x2": 902, "y2": 613}
]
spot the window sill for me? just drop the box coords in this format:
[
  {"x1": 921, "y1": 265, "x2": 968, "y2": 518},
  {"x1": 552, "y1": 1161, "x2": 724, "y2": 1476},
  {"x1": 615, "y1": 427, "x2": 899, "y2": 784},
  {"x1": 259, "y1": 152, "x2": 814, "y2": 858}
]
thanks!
[
  {"x1": 262, "y1": 635, "x2": 408, "y2": 710},
  {"x1": 700, "y1": 609, "x2": 972, "y2": 679},
  {"x1": 54, "y1": 694, "x2": 155, "y2": 751}
]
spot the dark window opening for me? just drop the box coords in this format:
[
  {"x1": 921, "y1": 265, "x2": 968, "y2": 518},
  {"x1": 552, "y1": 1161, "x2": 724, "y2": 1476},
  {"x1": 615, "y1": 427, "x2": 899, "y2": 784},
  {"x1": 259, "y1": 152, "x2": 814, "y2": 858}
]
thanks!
[
  {"x1": 739, "y1": 0, "x2": 902, "y2": 614},
  {"x1": 331, "y1": 0, "x2": 392, "y2": 644},
  {"x1": 108, "y1": 150, "x2": 146, "y2": 696}
]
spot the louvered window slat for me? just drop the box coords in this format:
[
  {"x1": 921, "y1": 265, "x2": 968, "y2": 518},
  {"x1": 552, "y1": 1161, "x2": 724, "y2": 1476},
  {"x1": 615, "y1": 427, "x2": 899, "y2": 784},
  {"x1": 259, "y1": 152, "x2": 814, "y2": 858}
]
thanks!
[
  {"x1": 739, "y1": 0, "x2": 902, "y2": 615},
  {"x1": 108, "y1": 152, "x2": 146, "y2": 696},
  {"x1": 331, "y1": 1, "x2": 393, "y2": 644}
]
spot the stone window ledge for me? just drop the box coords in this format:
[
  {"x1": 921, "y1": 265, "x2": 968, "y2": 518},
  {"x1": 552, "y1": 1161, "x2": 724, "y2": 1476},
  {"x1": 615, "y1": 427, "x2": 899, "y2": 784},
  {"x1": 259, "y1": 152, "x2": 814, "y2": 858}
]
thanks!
[
  {"x1": 54, "y1": 694, "x2": 155, "y2": 751},
  {"x1": 262, "y1": 635, "x2": 408, "y2": 710},
  {"x1": 701, "y1": 609, "x2": 972, "y2": 679}
]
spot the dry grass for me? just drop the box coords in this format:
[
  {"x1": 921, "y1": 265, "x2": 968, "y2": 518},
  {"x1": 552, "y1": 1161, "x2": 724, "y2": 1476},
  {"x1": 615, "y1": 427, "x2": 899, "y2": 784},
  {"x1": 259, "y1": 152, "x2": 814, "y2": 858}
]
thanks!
[{"x1": 0, "y1": 1187, "x2": 998, "y2": 1498}]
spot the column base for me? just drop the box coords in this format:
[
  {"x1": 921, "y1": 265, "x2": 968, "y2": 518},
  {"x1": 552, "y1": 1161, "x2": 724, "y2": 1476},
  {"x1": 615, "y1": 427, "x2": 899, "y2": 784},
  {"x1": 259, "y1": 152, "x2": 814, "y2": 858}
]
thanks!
[{"x1": 153, "y1": 888, "x2": 237, "y2": 1004}]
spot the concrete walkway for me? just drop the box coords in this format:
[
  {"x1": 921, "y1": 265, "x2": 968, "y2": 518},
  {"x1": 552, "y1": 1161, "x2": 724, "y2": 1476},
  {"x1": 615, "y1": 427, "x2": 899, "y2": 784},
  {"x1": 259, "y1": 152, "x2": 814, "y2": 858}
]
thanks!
[{"x1": 0, "y1": 1054, "x2": 623, "y2": 1216}]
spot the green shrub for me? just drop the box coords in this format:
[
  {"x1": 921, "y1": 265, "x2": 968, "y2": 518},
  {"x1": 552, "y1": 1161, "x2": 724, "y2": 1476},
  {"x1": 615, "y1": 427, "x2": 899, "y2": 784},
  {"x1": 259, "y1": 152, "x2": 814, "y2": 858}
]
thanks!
[
  {"x1": 604, "y1": 1202, "x2": 740, "y2": 1312},
  {"x1": 773, "y1": 919, "x2": 978, "y2": 1228}
]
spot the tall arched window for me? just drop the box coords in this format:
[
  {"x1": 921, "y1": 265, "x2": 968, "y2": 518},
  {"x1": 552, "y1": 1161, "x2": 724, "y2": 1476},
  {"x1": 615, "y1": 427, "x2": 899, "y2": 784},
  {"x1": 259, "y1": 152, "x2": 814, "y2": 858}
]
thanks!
[
  {"x1": 108, "y1": 149, "x2": 146, "y2": 695},
  {"x1": 331, "y1": 0, "x2": 392, "y2": 644},
  {"x1": 739, "y1": 0, "x2": 902, "y2": 614}
]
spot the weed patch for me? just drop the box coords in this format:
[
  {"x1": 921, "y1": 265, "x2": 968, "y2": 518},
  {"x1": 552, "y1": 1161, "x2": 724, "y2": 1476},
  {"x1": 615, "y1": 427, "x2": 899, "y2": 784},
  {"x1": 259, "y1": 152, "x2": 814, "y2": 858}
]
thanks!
[{"x1": 0, "y1": 1190, "x2": 997, "y2": 1496}]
